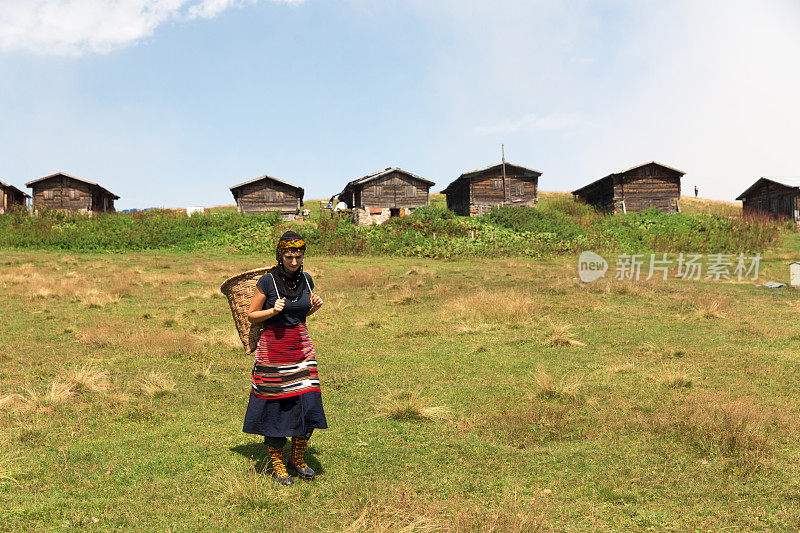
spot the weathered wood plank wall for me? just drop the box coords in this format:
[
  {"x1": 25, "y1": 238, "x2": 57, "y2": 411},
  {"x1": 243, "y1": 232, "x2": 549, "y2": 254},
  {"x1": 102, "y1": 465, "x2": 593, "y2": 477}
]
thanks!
[
  {"x1": 235, "y1": 180, "x2": 302, "y2": 215},
  {"x1": 356, "y1": 171, "x2": 429, "y2": 209},
  {"x1": 742, "y1": 181, "x2": 798, "y2": 220}
]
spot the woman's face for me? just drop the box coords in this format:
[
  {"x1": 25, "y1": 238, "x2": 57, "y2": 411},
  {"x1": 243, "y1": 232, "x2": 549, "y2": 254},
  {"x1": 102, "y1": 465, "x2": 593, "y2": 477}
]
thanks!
[{"x1": 281, "y1": 251, "x2": 304, "y2": 272}]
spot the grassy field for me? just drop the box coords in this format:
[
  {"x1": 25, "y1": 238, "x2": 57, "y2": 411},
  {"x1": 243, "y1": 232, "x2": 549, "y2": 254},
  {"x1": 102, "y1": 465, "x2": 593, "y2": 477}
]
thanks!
[{"x1": 2, "y1": 228, "x2": 800, "y2": 531}]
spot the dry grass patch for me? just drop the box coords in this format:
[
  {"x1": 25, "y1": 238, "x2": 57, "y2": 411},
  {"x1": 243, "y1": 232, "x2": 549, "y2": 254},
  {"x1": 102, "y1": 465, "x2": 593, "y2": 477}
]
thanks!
[
  {"x1": 178, "y1": 287, "x2": 224, "y2": 301},
  {"x1": 0, "y1": 393, "x2": 24, "y2": 411},
  {"x1": 34, "y1": 286, "x2": 56, "y2": 299},
  {"x1": 324, "y1": 266, "x2": 389, "y2": 290},
  {"x1": 223, "y1": 331, "x2": 245, "y2": 349},
  {"x1": 106, "y1": 281, "x2": 137, "y2": 299},
  {"x1": 67, "y1": 364, "x2": 111, "y2": 393},
  {"x1": 80, "y1": 288, "x2": 121, "y2": 308},
  {"x1": 80, "y1": 324, "x2": 204, "y2": 357},
  {"x1": 44, "y1": 379, "x2": 77, "y2": 404},
  {"x1": 346, "y1": 488, "x2": 552, "y2": 533},
  {"x1": 214, "y1": 463, "x2": 294, "y2": 509},
  {"x1": 453, "y1": 490, "x2": 553, "y2": 533},
  {"x1": 101, "y1": 390, "x2": 133, "y2": 408},
  {"x1": 135, "y1": 371, "x2": 177, "y2": 397},
  {"x1": 374, "y1": 389, "x2": 452, "y2": 421},
  {"x1": 446, "y1": 290, "x2": 538, "y2": 325},
  {"x1": 584, "y1": 278, "x2": 659, "y2": 298},
  {"x1": 639, "y1": 341, "x2": 686, "y2": 360},
  {"x1": 345, "y1": 490, "x2": 442, "y2": 533},
  {"x1": 694, "y1": 298, "x2": 726, "y2": 319},
  {"x1": 656, "y1": 364, "x2": 693, "y2": 389},
  {"x1": 0, "y1": 452, "x2": 19, "y2": 483},
  {"x1": 544, "y1": 320, "x2": 586, "y2": 347},
  {"x1": 389, "y1": 284, "x2": 421, "y2": 305},
  {"x1": 394, "y1": 329, "x2": 437, "y2": 339},
  {"x1": 388, "y1": 272, "x2": 445, "y2": 305},
  {"x1": 194, "y1": 362, "x2": 213, "y2": 381},
  {"x1": 453, "y1": 322, "x2": 494, "y2": 335},
  {"x1": 667, "y1": 392, "x2": 776, "y2": 474},
  {"x1": 608, "y1": 362, "x2": 635, "y2": 374},
  {"x1": 356, "y1": 318, "x2": 382, "y2": 329},
  {"x1": 197, "y1": 330, "x2": 244, "y2": 350},
  {"x1": 489, "y1": 400, "x2": 583, "y2": 447},
  {"x1": 11, "y1": 380, "x2": 77, "y2": 412},
  {"x1": 534, "y1": 369, "x2": 583, "y2": 401}
]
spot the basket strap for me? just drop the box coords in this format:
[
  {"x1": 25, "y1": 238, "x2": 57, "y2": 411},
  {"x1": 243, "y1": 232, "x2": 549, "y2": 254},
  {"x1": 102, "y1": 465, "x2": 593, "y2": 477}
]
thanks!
[
  {"x1": 269, "y1": 273, "x2": 280, "y2": 298},
  {"x1": 303, "y1": 272, "x2": 313, "y2": 294}
]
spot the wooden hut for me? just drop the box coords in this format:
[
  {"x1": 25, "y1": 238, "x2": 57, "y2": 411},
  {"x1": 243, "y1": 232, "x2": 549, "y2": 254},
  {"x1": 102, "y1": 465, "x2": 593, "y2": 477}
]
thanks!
[
  {"x1": 442, "y1": 162, "x2": 541, "y2": 217},
  {"x1": 0, "y1": 180, "x2": 30, "y2": 213},
  {"x1": 26, "y1": 172, "x2": 118, "y2": 213},
  {"x1": 338, "y1": 167, "x2": 434, "y2": 225},
  {"x1": 229, "y1": 174, "x2": 304, "y2": 220},
  {"x1": 572, "y1": 161, "x2": 684, "y2": 214},
  {"x1": 736, "y1": 177, "x2": 800, "y2": 222}
]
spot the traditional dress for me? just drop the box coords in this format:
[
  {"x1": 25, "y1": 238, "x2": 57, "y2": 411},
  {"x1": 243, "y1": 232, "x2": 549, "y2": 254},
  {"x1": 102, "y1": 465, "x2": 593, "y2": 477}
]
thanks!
[
  {"x1": 242, "y1": 270, "x2": 328, "y2": 437},
  {"x1": 242, "y1": 231, "x2": 327, "y2": 484}
]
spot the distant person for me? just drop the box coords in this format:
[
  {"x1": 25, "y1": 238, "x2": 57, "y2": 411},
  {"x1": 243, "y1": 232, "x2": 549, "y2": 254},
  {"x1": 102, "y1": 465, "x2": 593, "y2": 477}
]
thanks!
[
  {"x1": 694, "y1": 185, "x2": 699, "y2": 198},
  {"x1": 244, "y1": 231, "x2": 326, "y2": 486}
]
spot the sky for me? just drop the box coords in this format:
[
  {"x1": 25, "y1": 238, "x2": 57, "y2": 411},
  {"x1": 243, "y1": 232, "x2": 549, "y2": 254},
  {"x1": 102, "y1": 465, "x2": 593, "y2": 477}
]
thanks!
[{"x1": 0, "y1": 0, "x2": 798, "y2": 209}]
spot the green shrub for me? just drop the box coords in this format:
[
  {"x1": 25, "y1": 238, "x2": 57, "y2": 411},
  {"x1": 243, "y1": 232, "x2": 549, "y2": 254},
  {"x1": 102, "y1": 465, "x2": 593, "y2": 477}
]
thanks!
[
  {"x1": 592, "y1": 209, "x2": 780, "y2": 254},
  {"x1": 0, "y1": 202, "x2": 784, "y2": 258},
  {"x1": 483, "y1": 205, "x2": 587, "y2": 240}
]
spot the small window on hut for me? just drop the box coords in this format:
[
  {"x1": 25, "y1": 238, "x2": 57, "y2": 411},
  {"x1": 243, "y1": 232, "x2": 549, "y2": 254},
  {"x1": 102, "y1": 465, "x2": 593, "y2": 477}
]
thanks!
[
  {"x1": 43, "y1": 189, "x2": 53, "y2": 200},
  {"x1": 516, "y1": 183, "x2": 524, "y2": 196},
  {"x1": 373, "y1": 185, "x2": 382, "y2": 197},
  {"x1": 492, "y1": 179, "x2": 502, "y2": 190},
  {"x1": 405, "y1": 185, "x2": 415, "y2": 198},
  {"x1": 69, "y1": 189, "x2": 77, "y2": 200}
]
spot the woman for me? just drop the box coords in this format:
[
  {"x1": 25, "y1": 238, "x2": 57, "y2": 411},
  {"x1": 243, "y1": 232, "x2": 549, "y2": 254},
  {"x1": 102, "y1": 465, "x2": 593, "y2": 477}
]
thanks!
[{"x1": 244, "y1": 230, "x2": 327, "y2": 486}]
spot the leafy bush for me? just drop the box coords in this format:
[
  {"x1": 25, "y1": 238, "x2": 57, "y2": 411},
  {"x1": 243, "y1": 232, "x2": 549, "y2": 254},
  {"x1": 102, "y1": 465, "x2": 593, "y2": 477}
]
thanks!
[
  {"x1": 482, "y1": 205, "x2": 587, "y2": 240},
  {"x1": 0, "y1": 202, "x2": 784, "y2": 258},
  {"x1": 0, "y1": 208, "x2": 282, "y2": 251},
  {"x1": 592, "y1": 208, "x2": 780, "y2": 254}
]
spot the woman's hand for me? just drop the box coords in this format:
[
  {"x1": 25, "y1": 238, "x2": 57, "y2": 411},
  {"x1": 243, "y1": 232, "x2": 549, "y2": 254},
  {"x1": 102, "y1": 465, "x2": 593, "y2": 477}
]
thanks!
[
  {"x1": 310, "y1": 292, "x2": 323, "y2": 312},
  {"x1": 273, "y1": 297, "x2": 286, "y2": 313}
]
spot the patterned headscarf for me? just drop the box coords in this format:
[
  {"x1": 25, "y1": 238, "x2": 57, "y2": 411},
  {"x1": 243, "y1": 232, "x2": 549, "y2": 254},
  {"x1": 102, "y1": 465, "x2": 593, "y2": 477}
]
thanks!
[
  {"x1": 275, "y1": 231, "x2": 306, "y2": 265},
  {"x1": 269, "y1": 230, "x2": 307, "y2": 300}
]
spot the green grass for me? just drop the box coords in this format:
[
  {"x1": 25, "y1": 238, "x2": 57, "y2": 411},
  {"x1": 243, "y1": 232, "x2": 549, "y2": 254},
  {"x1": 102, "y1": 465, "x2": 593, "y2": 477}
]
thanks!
[{"x1": 2, "y1": 242, "x2": 800, "y2": 531}]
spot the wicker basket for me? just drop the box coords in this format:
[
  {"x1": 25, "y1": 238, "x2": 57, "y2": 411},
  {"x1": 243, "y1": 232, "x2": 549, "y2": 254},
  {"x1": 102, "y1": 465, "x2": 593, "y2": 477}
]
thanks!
[{"x1": 220, "y1": 267, "x2": 270, "y2": 354}]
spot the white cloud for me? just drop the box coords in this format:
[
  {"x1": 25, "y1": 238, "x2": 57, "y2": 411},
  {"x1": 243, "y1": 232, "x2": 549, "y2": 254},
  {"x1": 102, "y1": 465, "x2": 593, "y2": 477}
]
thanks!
[
  {"x1": 0, "y1": 0, "x2": 302, "y2": 56},
  {"x1": 474, "y1": 112, "x2": 585, "y2": 135}
]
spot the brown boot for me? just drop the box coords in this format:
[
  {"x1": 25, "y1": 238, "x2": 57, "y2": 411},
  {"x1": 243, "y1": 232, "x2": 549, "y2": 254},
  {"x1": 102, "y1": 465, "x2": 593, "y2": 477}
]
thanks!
[
  {"x1": 287, "y1": 436, "x2": 315, "y2": 480},
  {"x1": 267, "y1": 446, "x2": 293, "y2": 486}
]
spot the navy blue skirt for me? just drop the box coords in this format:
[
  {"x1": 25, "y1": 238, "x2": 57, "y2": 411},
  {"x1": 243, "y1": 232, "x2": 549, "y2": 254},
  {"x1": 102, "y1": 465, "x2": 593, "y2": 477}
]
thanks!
[{"x1": 242, "y1": 390, "x2": 328, "y2": 438}]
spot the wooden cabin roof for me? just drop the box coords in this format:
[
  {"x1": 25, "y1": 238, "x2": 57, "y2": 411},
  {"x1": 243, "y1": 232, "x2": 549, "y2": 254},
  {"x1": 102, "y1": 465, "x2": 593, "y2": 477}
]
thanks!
[
  {"x1": 25, "y1": 172, "x2": 120, "y2": 199},
  {"x1": 441, "y1": 162, "x2": 541, "y2": 194},
  {"x1": 571, "y1": 161, "x2": 685, "y2": 196},
  {"x1": 339, "y1": 167, "x2": 435, "y2": 196},
  {"x1": 229, "y1": 173, "x2": 304, "y2": 195},
  {"x1": 342, "y1": 167, "x2": 435, "y2": 191},
  {"x1": 735, "y1": 177, "x2": 800, "y2": 200},
  {"x1": 0, "y1": 179, "x2": 31, "y2": 198}
]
